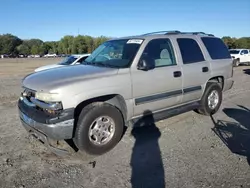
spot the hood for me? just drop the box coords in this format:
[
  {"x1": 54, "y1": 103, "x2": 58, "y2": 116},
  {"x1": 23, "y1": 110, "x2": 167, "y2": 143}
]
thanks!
[
  {"x1": 34, "y1": 64, "x2": 64, "y2": 72},
  {"x1": 23, "y1": 64, "x2": 119, "y2": 91}
]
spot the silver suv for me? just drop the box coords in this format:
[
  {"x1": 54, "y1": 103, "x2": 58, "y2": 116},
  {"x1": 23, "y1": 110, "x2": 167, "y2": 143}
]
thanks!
[{"x1": 18, "y1": 31, "x2": 234, "y2": 156}]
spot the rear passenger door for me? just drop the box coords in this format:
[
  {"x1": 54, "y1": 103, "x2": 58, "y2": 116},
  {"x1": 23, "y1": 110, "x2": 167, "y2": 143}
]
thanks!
[{"x1": 176, "y1": 37, "x2": 211, "y2": 103}]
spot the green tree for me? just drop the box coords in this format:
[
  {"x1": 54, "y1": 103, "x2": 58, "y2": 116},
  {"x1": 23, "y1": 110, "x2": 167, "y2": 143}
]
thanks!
[
  {"x1": 222, "y1": 36, "x2": 237, "y2": 49},
  {"x1": 31, "y1": 46, "x2": 39, "y2": 55},
  {"x1": 0, "y1": 34, "x2": 22, "y2": 55},
  {"x1": 235, "y1": 37, "x2": 250, "y2": 49},
  {"x1": 94, "y1": 36, "x2": 109, "y2": 49},
  {"x1": 17, "y1": 44, "x2": 30, "y2": 55},
  {"x1": 59, "y1": 35, "x2": 74, "y2": 54}
]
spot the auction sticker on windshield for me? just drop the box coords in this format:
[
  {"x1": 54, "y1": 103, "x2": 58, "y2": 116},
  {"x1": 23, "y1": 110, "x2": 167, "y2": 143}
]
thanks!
[{"x1": 127, "y1": 39, "x2": 143, "y2": 44}]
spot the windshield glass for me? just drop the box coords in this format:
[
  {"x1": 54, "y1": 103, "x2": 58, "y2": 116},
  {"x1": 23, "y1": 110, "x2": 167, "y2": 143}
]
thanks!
[
  {"x1": 84, "y1": 39, "x2": 143, "y2": 68},
  {"x1": 229, "y1": 50, "x2": 240, "y2": 54},
  {"x1": 58, "y1": 56, "x2": 78, "y2": 65}
]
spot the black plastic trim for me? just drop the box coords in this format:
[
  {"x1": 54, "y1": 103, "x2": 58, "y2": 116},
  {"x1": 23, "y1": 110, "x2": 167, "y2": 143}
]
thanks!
[
  {"x1": 183, "y1": 86, "x2": 202, "y2": 94},
  {"x1": 135, "y1": 90, "x2": 182, "y2": 105},
  {"x1": 135, "y1": 86, "x2": 202, "y2": 105}
]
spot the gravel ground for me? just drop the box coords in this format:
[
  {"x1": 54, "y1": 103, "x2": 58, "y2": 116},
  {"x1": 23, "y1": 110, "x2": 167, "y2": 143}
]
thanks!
[{"x1": 0, "y1": 59, "x2": 250, "y2": 188}]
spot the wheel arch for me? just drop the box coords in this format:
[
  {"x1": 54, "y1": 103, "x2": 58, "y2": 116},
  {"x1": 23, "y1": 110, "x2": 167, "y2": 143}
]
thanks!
[
  {"x1": 202, "y1": 76, "x2": 224, "y2": 97},
  {"x1": 206, "y1": 76, "x2": 224, "y2": 89},
  {"x1": 74, "y1": 94, "x2": 128, "y2": 123}
]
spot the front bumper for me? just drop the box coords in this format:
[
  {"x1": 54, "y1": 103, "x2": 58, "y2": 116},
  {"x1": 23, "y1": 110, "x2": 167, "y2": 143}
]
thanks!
[{"x1": 18, "y1": 99, "x2": 75, "y2": 140}]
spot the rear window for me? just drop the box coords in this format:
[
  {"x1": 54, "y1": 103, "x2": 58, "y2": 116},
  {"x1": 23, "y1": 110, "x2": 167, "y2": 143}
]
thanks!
[{"x1": 201, "y1": 37, "x2": 231, "y2": 60}]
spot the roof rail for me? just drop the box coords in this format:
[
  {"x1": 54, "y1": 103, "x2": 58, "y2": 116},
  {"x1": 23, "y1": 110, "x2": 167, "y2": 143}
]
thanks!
[
  {"x1": 141, "y1": 30, "x2": 181, "y2": 36},
  {"x1": 141, "y1": 31, "x2": 214, "y2": 36},
  {"x1": 180, "y1": 32, "x2": 214, "y2": 36}
]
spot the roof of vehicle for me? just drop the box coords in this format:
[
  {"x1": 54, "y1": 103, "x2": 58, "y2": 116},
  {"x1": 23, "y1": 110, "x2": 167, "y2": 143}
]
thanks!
[
  {"x1": 70, "y1": 54, "x2": 91, "y2": 58},
  {"x1": 109, "y1": 31, "x2": 217, "y2": 41},
  {"x1": 229, "y1": 49, "x2": 249, "y2": 50}
]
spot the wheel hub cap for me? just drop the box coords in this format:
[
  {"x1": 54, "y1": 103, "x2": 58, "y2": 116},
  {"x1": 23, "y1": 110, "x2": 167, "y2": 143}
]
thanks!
[
  {"x1": 88, "y1": 116, "x2": 115, "y2": 145},
  {"x1": 208, "y1": 90, "x2": 219, "y2": 109}
]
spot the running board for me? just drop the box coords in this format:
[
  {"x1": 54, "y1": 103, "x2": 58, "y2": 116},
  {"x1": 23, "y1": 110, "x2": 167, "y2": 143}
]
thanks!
[{"x1": 128, "y1": 101, "x2": 200, "y2": 127}]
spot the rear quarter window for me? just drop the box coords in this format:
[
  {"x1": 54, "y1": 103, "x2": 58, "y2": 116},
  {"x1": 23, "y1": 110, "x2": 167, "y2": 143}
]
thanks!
[{"x1": 201, "y1": 37, "x2": 231, "y2": 60}]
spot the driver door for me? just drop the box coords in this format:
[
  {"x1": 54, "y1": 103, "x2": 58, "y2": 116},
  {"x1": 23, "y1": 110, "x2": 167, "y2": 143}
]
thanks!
[{"x1": 131, "y1": 38, "x2": 183, "y2": 116}]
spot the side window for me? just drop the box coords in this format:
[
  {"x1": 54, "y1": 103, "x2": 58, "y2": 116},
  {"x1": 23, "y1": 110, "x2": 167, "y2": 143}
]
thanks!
[
  {"x1": 177, "y1": 38, "x2": 205, "y2": 64},
  {"x1": 242, "y1": 50, "x2": 248, "y2": 54},
  {"x1": 201, "y1": 37, "x2": 231, "y2": 59},
  {"x1": 142, "y1": 38, "x2": 176, "y2": 67}
]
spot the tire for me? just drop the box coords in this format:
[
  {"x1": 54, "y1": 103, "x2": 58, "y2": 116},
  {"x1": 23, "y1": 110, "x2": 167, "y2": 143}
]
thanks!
[
  {"x1": 197, "y1": 82, "x2": 222, "y2": 116},
  {"x1": 233, "y1": 59, "x2": 240, "y2": 67},
  {"x1": 73, "y1": 102, "x2": 124, "y2": 156}
]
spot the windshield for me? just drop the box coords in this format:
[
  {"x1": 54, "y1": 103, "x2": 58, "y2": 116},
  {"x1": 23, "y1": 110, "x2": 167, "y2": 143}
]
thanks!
[
  {"x1": 58, "y1": 56, "x2": 78, "y2": 65},
  {"x1": 84, "y1": 39, "x2": 143, "y2": 68},
  {"x1": 229, "y1": 50, "x2": 240, "y2": 54}
]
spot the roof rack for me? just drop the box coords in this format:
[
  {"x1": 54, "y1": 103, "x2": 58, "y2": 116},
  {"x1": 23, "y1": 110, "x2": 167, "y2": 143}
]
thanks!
[
  {"x1": 141, "y1": 31, "x2": 214, "y2": 36},
  {"x1": 141, "y1": 31, "x2": 181, "y2": 36},
  {"x1": 180, "y1": 32, "x2": 214, "y2": 36}
]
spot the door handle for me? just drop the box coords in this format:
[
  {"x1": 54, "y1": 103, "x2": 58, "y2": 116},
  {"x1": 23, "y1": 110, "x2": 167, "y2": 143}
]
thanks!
[
  {"x1": 173, "y1": 71, "x2": 182, "y2": 77},
  {"x1": 202, "y1": 67, "x2": 209, "y2": 72}
]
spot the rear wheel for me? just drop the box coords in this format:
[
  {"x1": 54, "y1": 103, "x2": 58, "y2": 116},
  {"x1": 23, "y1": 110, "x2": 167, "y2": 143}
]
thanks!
[
  {"x1": 233, "y1": 59, "x2": 240, "y2": 67},
  {"x1": 73, "y1": 102, "x2": 124, "y2": 156},
  {"x1": 196, "y1": 82, "x2": 222, "y2": 116}
]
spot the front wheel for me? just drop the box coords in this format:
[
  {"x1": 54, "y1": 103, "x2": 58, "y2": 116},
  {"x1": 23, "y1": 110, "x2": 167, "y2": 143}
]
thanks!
[
  {"x1": 73, "y1": 102, "x2": 124, "y2": 156},
  {"x1": 196, "y1": 82, "x2": 222, "y2": 116}
]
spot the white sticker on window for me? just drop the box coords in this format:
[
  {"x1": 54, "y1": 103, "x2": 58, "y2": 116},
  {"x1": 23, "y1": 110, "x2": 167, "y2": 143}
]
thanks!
[{"x1": 127, "y1": 39, "x2": 143, "y2": 44}]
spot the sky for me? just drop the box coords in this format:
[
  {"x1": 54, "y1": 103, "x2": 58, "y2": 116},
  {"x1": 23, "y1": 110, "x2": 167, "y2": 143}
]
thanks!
[{"x1": 0, "y1": 0, "x2": 249, "y2": 41}]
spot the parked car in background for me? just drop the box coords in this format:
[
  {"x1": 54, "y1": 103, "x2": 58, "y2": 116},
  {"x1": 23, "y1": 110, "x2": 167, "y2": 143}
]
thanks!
[
  {"x1": 34, "y1": 54, "x2": 90, "y2": 72},
  {"x1": 44, "y1": 53, "x2": 57, "y2": 58},
  {"x1": 229, "y1": 49, "x2": 250, "y2": 66},
  {"x1": 34, "y1": 55, "x2": 41, "y2": 58},
  {"x1": 1, "y1": 54, "x2": 9, "y2": 58}
]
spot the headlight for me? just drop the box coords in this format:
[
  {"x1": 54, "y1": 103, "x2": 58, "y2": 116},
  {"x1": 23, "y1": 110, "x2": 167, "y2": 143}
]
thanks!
[{"x1": 35, "y1": 92, "x2": 61, "y2": 102}]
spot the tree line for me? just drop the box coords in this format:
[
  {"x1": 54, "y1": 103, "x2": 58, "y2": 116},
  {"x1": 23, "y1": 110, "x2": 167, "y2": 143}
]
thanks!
[
  {"x1": 0, "y1": 34, "x2": 109, "y2": 57},
  {"x1": 221, "y1": 36, "x2": 250, "y2": 49},
  {"x1": 0, "y1": 34, "x2": 249, "y2": 57}
]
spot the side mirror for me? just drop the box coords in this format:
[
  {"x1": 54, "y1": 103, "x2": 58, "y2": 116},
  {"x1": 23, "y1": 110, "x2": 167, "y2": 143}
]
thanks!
[{"x1": 137, "y1": 57, "x2": 155, "y2": 71}]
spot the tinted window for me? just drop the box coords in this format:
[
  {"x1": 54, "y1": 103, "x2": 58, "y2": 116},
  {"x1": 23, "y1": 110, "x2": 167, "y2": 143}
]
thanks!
[
  {"x1": 201, "y1": 37, "x2": 231, "y2": 59},
  {"x1": 58, "y1": 56, "x2": 77, "y2": 65},
  {"x1": 242, "y1": 50, "x2": 249, "y2": 54},
  {"x1": 229, "y1": 50, "x2": 240, "y2": 54},
  {"x1": 142, "y1": 39, "x2": 176, "y2": 67},
  {"x1": 177, "y1": 38, "x2": 205, "y2": 64}
]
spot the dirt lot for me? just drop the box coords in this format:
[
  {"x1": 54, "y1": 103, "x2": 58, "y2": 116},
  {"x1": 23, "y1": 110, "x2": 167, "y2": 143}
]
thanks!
[{"x1": 0, "y1": 58, "x2": 250, "y2": 188}]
